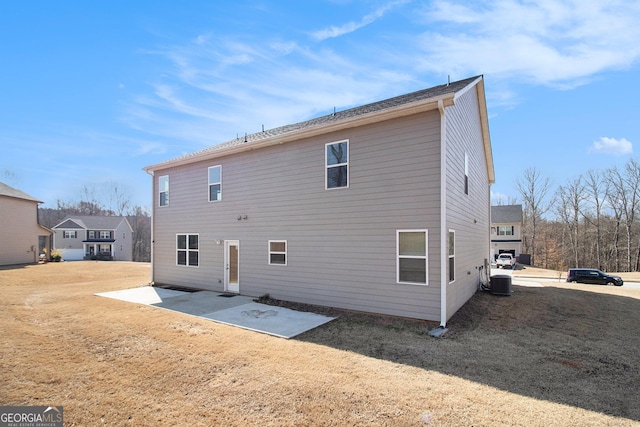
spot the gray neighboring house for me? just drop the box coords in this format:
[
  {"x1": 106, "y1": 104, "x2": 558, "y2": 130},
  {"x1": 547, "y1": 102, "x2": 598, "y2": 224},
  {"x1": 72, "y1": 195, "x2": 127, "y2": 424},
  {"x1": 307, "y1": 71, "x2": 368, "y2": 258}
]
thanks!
[
  {"x1": 52, "y1": 216, "x2": 133, "y2": 261},
  {"x1": 0, "y1": 182, "x2": 52, "y2": 265},
  {"x1": 490, "y1": 204, "x2": 524, "y2": 260},
  {"x1": 143, "y1": 75, "x2": 495, "y2": 325}
]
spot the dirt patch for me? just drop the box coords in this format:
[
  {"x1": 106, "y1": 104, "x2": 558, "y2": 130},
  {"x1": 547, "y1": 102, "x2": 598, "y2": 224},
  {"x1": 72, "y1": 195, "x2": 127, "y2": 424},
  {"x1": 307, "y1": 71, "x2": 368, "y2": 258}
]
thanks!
[{"x1": 1, "y1": 261, "x2": 639, "y2": 426}]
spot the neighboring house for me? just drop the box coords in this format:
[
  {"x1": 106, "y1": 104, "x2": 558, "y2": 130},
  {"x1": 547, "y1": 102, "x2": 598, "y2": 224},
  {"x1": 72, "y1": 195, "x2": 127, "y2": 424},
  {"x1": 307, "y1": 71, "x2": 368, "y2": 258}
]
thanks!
[
  {"x1": 0, "y1": 182, "x2": 52, "y2": 265},
  {"x1": 143, "y1": 75, "x2": 495, "y2": 325},
  {"x1": 52, "y1": 216, "x2": 133, "y2": 261},
  {"x1": 490, "y1": 204, "x2": 523, "y2": 261}
]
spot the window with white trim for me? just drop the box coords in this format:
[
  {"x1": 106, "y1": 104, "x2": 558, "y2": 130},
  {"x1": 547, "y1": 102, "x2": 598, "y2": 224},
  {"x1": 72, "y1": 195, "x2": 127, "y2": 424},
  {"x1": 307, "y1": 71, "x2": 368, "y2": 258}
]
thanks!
[
  {"x1": 63, "y1": 230, "x2": 77, "y2": 239},
  {"x1": 159, "y1": 175, "x2": 169, "y2": 206},
  {"x1": 448, "y1": 230, "x2": 455, "y2": 283},
  {"x1": 208, "y1": 165, "x2": 222, "y2": 202},
  {"x1": 397, "y1": 230, "x2": 428, "y2": 285},
  {"x1": 464, "y1": 152, "x2": 469, "y2": 195},
  {"x1": 268, "y1": 240, "x2": 287, "y2": 265},
  {"x1": 498, "y1": 226, "x2": 514, "y2": 236},
  {"x1": 177, "y1": 234, "x2": 199, "y2": 267},
  {"x1": 100, "y1": 231, "x2": 111, "y2": 239},
  {"x1": 326, "y1": 140, "x2": 349, "y2": 189}
]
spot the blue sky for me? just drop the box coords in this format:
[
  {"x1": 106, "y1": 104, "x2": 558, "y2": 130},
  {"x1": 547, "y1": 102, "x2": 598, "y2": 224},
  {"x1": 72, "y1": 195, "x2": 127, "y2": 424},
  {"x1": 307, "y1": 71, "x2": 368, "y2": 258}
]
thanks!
[{"x1": 2, "y1": 0, "x2": 640, "y2": 209}]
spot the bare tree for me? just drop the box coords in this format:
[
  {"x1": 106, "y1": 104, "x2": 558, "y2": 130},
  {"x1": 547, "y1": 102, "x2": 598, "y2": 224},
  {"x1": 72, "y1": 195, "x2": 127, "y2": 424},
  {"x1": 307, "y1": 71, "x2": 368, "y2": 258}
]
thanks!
[
  {"x1": 606, "y1": 160, "x2": 640, "y2": 271},
  {"x1": 105, "y1": 181, "x2": 131, "y2": 216},
  {"x1": 516, "y1": 167, "x2": 553, "y2": 267},
  {"x1": 583, "y1": 170, "x2": 608, "y2": 270},
  {"x1": 555, "y1": 176, "x2": 585, "y2": 268}
]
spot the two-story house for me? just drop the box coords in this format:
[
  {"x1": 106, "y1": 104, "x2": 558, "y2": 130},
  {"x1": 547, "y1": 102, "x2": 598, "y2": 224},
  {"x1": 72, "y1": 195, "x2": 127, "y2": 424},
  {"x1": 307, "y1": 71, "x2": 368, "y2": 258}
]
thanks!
[
  {"x1": 0, "y1": 182, "x2": 52, "y2": 265},
  {"x1": 52, "y1": 216, "x2": 133, "y2": 261},
  {"x1": 490, "y1": 204, "x2": 523, "y2": 262},
  {"x1": 143, "y1": 75, "x2": 495, "y2": 325}
]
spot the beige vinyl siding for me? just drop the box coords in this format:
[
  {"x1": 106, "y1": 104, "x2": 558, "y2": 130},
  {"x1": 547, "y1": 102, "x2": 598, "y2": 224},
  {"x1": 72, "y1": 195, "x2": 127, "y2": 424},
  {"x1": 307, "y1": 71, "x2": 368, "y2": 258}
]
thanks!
[
  {"x1": 152, "y1": 111, "x2": 444, "y2": 320},
  {"x1": 0, "y1": 196, "x2": 45, "y2": 265},
  {"x1": 114, "y1": 220, "x2": 134, "y2": 261},
  {"x1": 444, "y1": 85, "x2": 491, "y2": 320}
]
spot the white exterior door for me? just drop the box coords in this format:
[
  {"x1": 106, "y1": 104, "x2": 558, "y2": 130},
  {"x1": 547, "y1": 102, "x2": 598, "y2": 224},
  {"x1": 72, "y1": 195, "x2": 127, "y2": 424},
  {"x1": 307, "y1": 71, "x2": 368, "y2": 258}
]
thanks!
[{"x1": 224, "y1": 240, "x2": 239, "y2": 293}]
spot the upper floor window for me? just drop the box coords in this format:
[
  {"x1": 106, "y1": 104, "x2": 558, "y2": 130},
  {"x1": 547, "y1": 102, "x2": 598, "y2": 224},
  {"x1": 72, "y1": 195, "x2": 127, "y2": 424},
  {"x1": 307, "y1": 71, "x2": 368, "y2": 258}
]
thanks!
[
  {"x1": 464, "y1": 152, "x2": 469, "y2": 195},
  {"x1": 100, "y1": 231, "x2": 111, "y2": 239},
  {"x1": 159, "y1": 175, "x2": 169, "y2": 207},
  {"x1": 63, "y1": 230, "x2": 77, "y2": 239},
  {"x1": 498, "y1": 226, "x2": 514, "y2": 236},
  {"x1": 208, "y1": 165, "x2": 222, "y2": 202},
  {"x1": 88, "y1": 231, "x2": 95, "y2": 239},
  {"x1": 326, "y1": 140, "x2": 349, "y2": 189}
]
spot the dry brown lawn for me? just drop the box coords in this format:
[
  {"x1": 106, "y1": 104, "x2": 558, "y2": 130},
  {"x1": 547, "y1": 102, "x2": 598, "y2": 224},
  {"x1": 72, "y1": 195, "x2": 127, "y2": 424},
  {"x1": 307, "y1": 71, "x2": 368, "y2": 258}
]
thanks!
[{"x1": 1, "y1": 261, "x2": 638, "y2": 426}]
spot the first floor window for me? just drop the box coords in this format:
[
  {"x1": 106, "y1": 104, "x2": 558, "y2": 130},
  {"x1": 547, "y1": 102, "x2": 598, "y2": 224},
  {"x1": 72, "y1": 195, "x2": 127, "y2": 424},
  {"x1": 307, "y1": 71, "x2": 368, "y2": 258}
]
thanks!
[
  {"x1": 99, "y1": 244, "x2": 111, "y2": 254},
  {"x1": 269, "y1": 240, "x2": 287, "y2": 265},
  {"x1": 326, "y1": 140, "x2": 349, "y2": 189},
  {"x1": 208, "y1": 165, "x2": 222, "y2": 202},
  {"x1": 397, "y1": 230, "x2": 428, "y2": 285},
  {"x1": 177, "y1": 234, "x2": 199, "y2": 267},
  {"x1": 448, "y1": 230, "x2": 455, "y2": 283}
]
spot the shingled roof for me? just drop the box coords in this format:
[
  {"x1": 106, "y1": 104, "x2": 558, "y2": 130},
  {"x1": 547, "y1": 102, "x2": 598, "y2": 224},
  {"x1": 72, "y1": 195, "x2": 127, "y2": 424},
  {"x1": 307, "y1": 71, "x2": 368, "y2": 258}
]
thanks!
[
  {"x1": 53, "y1": 215, "x2": 132, "y2": 231},
  {"x1": 145, "y1": 75, "x2": 484, "y2": 172},
  {"x1": 0, "y1": 182, "x2": 42, "y2": 203},
  {"x1": 491, "y1": 205, "x2": 523, "y2": 223}
]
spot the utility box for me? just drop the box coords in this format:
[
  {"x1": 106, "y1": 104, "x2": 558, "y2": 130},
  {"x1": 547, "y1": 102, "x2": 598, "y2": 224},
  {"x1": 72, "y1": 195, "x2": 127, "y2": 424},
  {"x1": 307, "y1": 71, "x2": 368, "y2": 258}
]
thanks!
[{"x1": 490, "y1": 275, "x2": 512, "y2": 296}]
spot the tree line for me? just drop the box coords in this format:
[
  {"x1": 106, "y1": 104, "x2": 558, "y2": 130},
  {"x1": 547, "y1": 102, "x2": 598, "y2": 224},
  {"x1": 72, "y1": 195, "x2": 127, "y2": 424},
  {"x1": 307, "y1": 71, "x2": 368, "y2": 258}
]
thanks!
[
  {"x1": 512, "y1": 159, "x2": 640, "y2": 272},
  {"x1": 38, "y1": 185, "x2": 151, "y2": 262}
]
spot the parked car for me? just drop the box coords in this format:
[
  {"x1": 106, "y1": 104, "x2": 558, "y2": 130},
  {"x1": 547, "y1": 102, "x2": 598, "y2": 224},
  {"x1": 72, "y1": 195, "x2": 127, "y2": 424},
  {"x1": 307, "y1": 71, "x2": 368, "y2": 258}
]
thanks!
[
  {"x1": 566, "y1": 268, "x2": 623, "y2": 286},
  {"x1": 496, "y1": 253, "x2": 516, "y2": 269}
]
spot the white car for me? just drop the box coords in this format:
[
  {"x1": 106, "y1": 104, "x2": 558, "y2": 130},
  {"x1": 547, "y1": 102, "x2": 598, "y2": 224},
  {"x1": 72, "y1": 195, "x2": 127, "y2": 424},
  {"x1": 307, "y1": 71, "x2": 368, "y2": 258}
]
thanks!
[{"x1": 496, "y1": 253, "x2": 516, "y2": 269}]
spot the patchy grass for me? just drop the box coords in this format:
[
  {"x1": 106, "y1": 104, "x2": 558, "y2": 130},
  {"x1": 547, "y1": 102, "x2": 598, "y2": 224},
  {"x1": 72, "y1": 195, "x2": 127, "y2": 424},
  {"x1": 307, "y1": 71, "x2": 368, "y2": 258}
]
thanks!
[{"x1": 1, "y1": 262, "x2": 638, "y2": 426}]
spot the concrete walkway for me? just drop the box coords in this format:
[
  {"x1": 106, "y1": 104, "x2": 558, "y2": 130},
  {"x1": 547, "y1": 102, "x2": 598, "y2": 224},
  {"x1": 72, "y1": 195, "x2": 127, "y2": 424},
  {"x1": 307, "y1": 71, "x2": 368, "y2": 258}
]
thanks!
[{"x1": 96, "y1": 286, "x2": 336, "y2": 339}]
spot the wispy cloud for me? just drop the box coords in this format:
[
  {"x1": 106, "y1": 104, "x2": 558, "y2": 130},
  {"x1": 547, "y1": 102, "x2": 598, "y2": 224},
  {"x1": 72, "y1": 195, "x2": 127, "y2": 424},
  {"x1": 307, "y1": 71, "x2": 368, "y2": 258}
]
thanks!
[
  {"x1": 122, "y1": 0, "x2": 640, "y2": 151},
  {"x1": 311, "y1": 0, "x2": 411, "y2": 41},
  {"x1": 416, "y1": 0, "x2": 640, "y2": 87},
  {"x1": 589, "y1": 137, "x2": 633, "y2": 155},
  {"x1": 125, "y1": 34, "x2": 414, "y2": 149}
]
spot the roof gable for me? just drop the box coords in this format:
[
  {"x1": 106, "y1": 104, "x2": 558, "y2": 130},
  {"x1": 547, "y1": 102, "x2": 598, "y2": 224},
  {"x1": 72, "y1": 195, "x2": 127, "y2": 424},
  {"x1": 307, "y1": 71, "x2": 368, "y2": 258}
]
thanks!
[
  {"x1": 491, "y1": 205, "x2": 523, "y2": 223},
  {"x1": 53, "y1": 216, "x2": 130, "y2": 231},
  {"x1": 53, "y1": 219, "x2": 85, "y2": 229}
]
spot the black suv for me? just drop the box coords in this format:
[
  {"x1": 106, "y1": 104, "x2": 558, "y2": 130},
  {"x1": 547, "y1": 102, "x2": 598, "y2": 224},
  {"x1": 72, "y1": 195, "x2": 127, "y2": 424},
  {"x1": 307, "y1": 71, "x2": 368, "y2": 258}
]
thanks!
[{"x1": 566, "y1": 268, "x2": 623, "y2": 286}]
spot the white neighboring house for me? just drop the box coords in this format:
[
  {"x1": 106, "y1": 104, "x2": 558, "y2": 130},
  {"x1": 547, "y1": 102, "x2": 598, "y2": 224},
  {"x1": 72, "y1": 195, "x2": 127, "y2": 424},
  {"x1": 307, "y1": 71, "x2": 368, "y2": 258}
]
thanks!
[
  {"x1": 52, "y1": 216, "x2": 133, "y2": 261},
  {"x1": 490, "y1": 204, "x2": 523, "y2": 261},
  {"x1": 0, "y1": 182, "x2": 52, "y2": 265}
]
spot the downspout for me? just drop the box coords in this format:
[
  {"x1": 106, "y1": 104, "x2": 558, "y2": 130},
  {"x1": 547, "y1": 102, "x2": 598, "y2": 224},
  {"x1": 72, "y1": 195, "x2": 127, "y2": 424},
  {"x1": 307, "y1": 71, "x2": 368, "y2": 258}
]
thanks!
[
  {"x1": 438, "y1": 99, "x2": 448, "y2": 328},
  {"x1": 144, "y1": 169, "x2": 155, "y2": 285}
]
